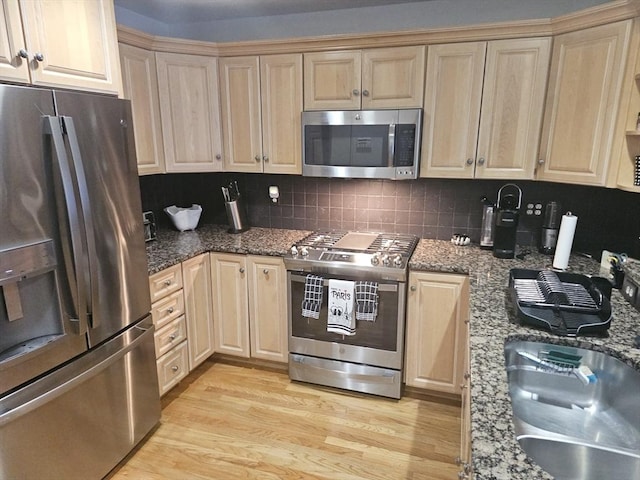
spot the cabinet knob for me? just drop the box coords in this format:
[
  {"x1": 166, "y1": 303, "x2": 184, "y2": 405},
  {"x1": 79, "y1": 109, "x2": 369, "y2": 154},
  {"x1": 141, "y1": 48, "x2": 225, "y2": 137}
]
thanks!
[
  {"x1": 538, "y1": 158, "x2": 545, "y2": 165},
  {"x1": 460, "y1": 383, "x2": 467, "y2": 390},
  {"x1": 34, "y1": 52, "x2": 44, "y2": 62},
  {"x1": 263, "y1": 269, "x2": 269, "y2": 275},
  {"x1": 239, "y1": 267, "x2": 245, "y2": 273},
  {"x1": 352, "y1": 89, "x2": 360, "y2": 96},
  {"x1": 17, "y1": 49, "x2": 28, "y2": 59},
  {"x1": 410, "y1": 285, "x2": 416, "y2": 291},
  {"x1": 255, "y1": 155, "x2": 261, "y2": 162},
  {"x1": 164, "y1": 279, "x2": 172, "y2": 286},
  {"x1": 216, "y1": 154, "x2": 221, "y2": 160},
  {"x1": 362, "y1": 89, "x2": 370, "y2": 97},
  {"x1": 169, "y1": 334, "x2": 176, "y2": 341},
  {"x1": 477, "y1": 157, "x2": 485, "y2": 165},
  {"x1": 455, "y1": 457, "x2": 462, "y2": 466},
  {"x1": 466, "y1": 158, "x2": 474, "y2": 166},
  {"x1": 464, "y1": 372, "x2": 471, "y2": 380},
  {"x1": 167, "y1": 307, "x2": 174, "y2": 314},
  {"x1": 171, "y1": 365, "x2": 179, "y2": 373},
  {"x1": 263, "y1": 155, "x2": 269, "y2": 162},
  {"x1": 457, "y1": 472, "x2": 469, "y2": 479}
]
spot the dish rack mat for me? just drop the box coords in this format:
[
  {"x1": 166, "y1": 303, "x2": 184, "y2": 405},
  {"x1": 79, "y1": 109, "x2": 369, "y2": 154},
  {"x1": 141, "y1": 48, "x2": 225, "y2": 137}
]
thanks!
[{"x1": 512, "y1": 270, "x2": 599, "y2": 313}]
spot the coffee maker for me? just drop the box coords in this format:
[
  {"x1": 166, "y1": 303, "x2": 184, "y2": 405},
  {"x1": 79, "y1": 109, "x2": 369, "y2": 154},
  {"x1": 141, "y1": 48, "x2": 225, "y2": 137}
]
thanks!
[{"x1": 493, "y1": 184, "x2": 522, "y2": 259}]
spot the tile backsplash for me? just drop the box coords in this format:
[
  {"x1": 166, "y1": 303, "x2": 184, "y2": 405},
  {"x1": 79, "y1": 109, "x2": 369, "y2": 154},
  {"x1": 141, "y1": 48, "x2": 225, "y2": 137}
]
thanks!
[{"x1": 140, "y1": 173, "x2": 640, "y2": 259}]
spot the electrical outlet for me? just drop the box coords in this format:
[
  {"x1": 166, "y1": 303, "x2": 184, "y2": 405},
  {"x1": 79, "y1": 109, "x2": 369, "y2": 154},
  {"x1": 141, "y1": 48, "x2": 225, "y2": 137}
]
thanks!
[{"x1": 525, "y1": 202, "x2": 543, "y2": 216}]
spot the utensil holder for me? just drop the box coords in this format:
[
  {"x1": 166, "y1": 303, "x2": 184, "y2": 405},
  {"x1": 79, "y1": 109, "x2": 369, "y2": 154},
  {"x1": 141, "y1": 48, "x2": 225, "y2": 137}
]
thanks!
[{"x1": 225, "y1": 198, "x2": 249, "y2": 233}]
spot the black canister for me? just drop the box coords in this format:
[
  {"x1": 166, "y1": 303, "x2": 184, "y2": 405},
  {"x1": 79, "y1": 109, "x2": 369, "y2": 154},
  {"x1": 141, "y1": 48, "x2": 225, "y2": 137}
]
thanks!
[{"x1": 539, "y1": 201, "x2": 561, "y2": 254}]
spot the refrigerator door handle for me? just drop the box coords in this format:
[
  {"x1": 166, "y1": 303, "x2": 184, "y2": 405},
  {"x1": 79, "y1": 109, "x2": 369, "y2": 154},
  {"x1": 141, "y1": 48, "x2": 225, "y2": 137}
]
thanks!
[
  {"x1": 60, "y1": 116, "x2": 99, "y2": 329},
  {"x1": 0, "y1": 320, "x2": 155, "y2": 427},
  {"x1": 43, "y1": 116, "x2": 89, "y2": 336}
]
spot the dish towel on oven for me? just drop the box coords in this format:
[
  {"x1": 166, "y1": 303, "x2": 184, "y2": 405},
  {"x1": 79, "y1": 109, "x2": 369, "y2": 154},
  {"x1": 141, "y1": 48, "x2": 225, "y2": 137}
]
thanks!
[
  {"x1": 301, "y1": 274, "x2": 323, "y2": 319},
  {"x1": 327, "y1": 279, "x2": 356, "y2": 336},
  {"x1": 355, "y1": 281, "x2": 379, "y2": 322}
]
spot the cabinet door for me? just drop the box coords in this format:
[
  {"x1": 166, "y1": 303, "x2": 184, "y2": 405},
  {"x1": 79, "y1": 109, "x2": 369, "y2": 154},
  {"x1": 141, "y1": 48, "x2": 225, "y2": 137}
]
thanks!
[
  {"x1": 459, "y1": 307, "x2": 472, "y2": 474},
  {"x1": 182, "y1": 254, "x2": 214, "y2": 370},
  {"x1": 156, "y1": 52, "x2": 223, "y2": 172},
  {"x1": 304, "y1": 50, "x2": 361, "y2": 110},
  {"x1": 19, "y1": 0, "x2": 121, "y2": 94},
  {"x1": 405, "y1": 272, "x2": 469, "y2": 394},
  {"x1": 219, "y1": 56, "x2": 263, "y2": 173},
  {"x1": 362, "y1": 46, "x2": 425, "y2": 109},
  {"x1": 210, "y1": 253, "x2": 250, "y2": 358},
  {"x1": 260, "y1": 54, "x2": 303, "y2": 175},
  {"x1": 476, "y1": 37, "x2": 551, "y2": 180},
  {"x1": 421, "y1": 43, "x2": 486, "y2": 178},
  {"x1": 247, "y1": 256, "x2": 288, "y2": 363},
  {"x1": 538, "y1": 20, "x2": 632, "y2": 185},
  {"x1": 119, "y1": 44, "x2": 165, "y2": 175},
  {"x1": 0, "y1": 0, "x2": 29, "y2": 83}
]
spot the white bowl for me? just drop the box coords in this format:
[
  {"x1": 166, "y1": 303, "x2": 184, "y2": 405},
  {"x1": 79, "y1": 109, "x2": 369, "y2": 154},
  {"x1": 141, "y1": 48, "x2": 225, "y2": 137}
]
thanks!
[{"x1": 164, "y1": 204, "x2": 202, "y2": 231}]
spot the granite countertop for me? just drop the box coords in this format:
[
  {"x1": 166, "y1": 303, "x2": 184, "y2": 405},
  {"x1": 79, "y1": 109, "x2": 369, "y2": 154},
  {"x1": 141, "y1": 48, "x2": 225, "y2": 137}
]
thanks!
[
  {"x1": 146, "y1": 224, "x2": 311, "y2": 274},
  {"x1": 410, "y1": 239, "x2": 640, "y2": 480},
  {"x1": 148, "y1": 227, "x2": 640, "y2": 479}
]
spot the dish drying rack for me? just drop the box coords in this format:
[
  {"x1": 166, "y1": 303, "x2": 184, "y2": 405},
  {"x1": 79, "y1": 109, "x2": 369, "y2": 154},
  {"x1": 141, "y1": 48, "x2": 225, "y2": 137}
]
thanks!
[{"x1": 509, "y1": 269, "x2": 612, "y2": 336}]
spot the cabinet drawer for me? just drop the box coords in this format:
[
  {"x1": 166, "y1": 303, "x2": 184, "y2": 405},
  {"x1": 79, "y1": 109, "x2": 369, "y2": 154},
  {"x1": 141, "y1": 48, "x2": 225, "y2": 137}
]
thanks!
[
  {"x1": 151, "y1": 289, "x2": 185, "y2": 330},
  {"x1": 154, "y1": 315, "x2": 187, "y2": 359},
  {"x1": 149, "y1": 264, "x2": 183, "y2": 303},
  {"x1": 156, "y1": 340, "x2": 189, "y2": 396}
]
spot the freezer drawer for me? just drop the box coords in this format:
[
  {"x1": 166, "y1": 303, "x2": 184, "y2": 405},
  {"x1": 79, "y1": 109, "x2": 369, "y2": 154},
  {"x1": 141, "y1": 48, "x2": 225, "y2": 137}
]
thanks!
[{"x1": 0, "y1": 317, "x2": 160, "y2": 480}]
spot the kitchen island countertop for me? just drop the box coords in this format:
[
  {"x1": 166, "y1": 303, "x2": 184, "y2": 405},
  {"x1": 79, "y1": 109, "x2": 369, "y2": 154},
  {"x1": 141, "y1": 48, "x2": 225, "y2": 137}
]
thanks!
[{"x1": 147, "y1": 227, "x2": 640, "y2": 479}]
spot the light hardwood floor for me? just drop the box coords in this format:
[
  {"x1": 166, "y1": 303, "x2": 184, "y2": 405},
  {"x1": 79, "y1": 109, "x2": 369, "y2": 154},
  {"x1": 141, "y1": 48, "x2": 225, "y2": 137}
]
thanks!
[{"x1": 108, "y1": 360, "x2": 461, "y2": 480}]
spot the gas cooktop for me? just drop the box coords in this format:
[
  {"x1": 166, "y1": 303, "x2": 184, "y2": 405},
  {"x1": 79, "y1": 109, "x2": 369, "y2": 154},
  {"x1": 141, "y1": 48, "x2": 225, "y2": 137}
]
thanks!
[{"x1": 284, "y1": 231, "x2": 419, "y2": 280}]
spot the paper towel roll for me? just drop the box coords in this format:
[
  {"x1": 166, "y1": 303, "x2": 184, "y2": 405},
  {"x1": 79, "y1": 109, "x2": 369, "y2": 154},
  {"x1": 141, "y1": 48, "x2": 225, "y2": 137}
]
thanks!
[{"x1": 552, "y1": 213, "x2": 578, "y2": 270}]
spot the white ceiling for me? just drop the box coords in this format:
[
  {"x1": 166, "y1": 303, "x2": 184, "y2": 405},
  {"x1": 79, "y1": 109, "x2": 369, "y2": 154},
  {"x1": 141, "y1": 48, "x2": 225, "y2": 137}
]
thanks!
[{"x1": 114, "y1": 0, "x2": 435, "y2": 23}]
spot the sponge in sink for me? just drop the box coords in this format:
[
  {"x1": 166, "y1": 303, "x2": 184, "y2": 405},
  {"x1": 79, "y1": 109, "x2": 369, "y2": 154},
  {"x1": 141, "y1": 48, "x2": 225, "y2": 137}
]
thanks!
[{"x1": 575, "y1": 365, "x2": 597, "y2": 385}]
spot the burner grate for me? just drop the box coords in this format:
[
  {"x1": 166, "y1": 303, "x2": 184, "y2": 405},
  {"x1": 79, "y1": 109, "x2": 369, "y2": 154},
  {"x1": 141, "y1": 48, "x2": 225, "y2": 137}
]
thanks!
[{"x1": 296, "y1": 231, "x2": 418, "y2": 257}]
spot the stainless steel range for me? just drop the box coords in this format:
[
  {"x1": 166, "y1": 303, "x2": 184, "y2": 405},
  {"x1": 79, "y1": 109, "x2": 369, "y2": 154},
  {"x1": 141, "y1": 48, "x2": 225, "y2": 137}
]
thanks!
[{"x1": 284, "y1": 231, "x2": 419, "y2": 399}]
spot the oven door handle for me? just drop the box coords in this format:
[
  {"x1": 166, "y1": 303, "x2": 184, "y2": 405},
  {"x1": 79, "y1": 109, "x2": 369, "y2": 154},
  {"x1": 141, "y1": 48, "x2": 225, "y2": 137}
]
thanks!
[{"x1": 289, "y1": 273, "x2": 399, "y2": 292}]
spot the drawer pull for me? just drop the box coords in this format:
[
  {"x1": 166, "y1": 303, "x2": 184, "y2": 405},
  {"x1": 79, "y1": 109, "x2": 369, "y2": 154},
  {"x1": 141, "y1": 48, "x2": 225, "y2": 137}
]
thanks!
[
  {"x1": 164, "y1": 279, "x2": 172, "y2": 286},
  {"x1": 263, "y1": 269, "x2": 269, "y2": 275},
  {"x1": 171, "y1": 365, "x2": 179, "y2": 373},
  {"x1": 169, "y1": 334, "x2": 176, "y2": 341},
  {"x1": 167, "y1": 307, "x2": 174, "y2": 314}
]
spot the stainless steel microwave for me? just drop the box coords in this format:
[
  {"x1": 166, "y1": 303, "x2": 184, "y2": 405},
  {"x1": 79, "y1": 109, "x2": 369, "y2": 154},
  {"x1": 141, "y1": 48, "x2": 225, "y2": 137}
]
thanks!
[{"x1": 302, "y1": 109, "x2": 422, "y2": 180}]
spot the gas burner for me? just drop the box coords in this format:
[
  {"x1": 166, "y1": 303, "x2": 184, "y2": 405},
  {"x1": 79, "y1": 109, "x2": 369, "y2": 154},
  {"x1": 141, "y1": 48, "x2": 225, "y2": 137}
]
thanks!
[{"x1": 286, "y1": 231, "x2": 419, "y2": 280}]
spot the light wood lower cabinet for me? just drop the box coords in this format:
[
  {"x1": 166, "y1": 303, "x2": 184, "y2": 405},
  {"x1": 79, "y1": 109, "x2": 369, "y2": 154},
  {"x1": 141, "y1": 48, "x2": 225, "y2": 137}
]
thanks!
[
  {"x1": 458, "y1": 308, "x2": 472, "y2": 478},
  {"x1": 404, "y1": 271, "x2": 470, "y2": 395},
  {"x1": 210, "y1": 252, "x2": 288, "y2": 363},
  {"x1": 149, "y1": 254, "x2": 215, "y2": 395},
  {"x1": 182, "y1": 253, "x2": 215, "y2": 370}
]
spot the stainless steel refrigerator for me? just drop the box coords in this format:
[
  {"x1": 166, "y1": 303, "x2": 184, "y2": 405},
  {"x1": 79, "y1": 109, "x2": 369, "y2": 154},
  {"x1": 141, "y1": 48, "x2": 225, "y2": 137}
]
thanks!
[{"x1": 0, "y1": 85, "x2": 160, "y2": 479}]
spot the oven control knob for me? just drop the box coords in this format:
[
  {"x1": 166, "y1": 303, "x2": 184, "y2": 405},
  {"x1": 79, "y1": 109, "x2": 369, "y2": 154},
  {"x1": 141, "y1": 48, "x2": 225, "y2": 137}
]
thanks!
[
  {"x1": 300, "y1": 246, "x2": 309, "y2": 256},
  {"x1": 381, "y1": 254, "x2": 390, "y2": 266},
  {"x1": 290, "y1": 246, "x2": 298, "y2": 256},
  {"x1": 371, "y1": 254, "x2": 380, "y2": 265},
  {"x1": 393, "y1": 255, "x2": 403, "y2": 267}
]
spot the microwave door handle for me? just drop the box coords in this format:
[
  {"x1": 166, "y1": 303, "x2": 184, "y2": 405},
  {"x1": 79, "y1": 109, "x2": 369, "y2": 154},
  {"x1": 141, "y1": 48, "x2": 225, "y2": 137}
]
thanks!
[
  {"x1": 43, "y1": 116, "x2": 89, "y2": 336},
  {"x1": 388, "y1": 124, "x2": 395, "y2": 168},
  {"x1": 60, "y1": 116, "x2": 98, "y2": 329}
]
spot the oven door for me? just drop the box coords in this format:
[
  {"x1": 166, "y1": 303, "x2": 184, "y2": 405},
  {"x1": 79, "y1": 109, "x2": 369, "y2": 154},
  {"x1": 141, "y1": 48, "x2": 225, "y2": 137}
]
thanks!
[{"x1": 287, "y1": 272, "x2": 405, "y2": 370}]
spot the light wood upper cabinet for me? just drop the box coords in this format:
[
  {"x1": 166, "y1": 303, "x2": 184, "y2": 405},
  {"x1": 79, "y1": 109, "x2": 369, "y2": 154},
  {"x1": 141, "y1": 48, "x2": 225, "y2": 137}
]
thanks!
[
  {"x1": 421, "y1": 38, "x2": 550, "y2": 179},
  {"x1": 210, "y1": 252, "x2": 250, "y2": 357},
  {"x1": 537, "y1": 20, "x2": 632, "y2": 186},
  {"x1": 405, "y1": 271, "x2": 469, "y2": 395},
  {"x1": 247, "y1": 255, "x2": 288, "y2": 363},
  {"x1": 182, "y1": 254, "x2": 214, "y2": 370},
  {"x1": 219, "y1": 53, "x2": 302, "y2": 174},
  {"x1": 119, "y1": 44, "x2": 165, "y2": 175},
  {"x1": 16, "y1": 0, "x2": 122, "y2": 95},
  {"x1": 156, "y1": 52, "x2": 224, "y2": 172},
  {"x1": 304, "y1": 46, "x2": 425, "y2": 110},
  {"x1": 260, "y1": 54, "x2": 303, "y2": 175},
  {"x1": 0, "y1": 0, "x2": 29, "y2": 82}
]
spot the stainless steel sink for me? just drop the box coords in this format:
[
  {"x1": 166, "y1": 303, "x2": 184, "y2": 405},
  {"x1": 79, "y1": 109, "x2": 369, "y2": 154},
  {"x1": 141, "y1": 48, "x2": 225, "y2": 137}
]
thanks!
[{"x1": 504, "y1": 340, "x2": 640, "y2": 480}]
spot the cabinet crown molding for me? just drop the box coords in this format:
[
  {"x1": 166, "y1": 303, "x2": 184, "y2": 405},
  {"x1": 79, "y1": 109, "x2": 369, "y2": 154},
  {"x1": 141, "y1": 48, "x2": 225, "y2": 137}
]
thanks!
[{"x1": 118, "y1": 0, "x2": 640, "y2": 55}]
